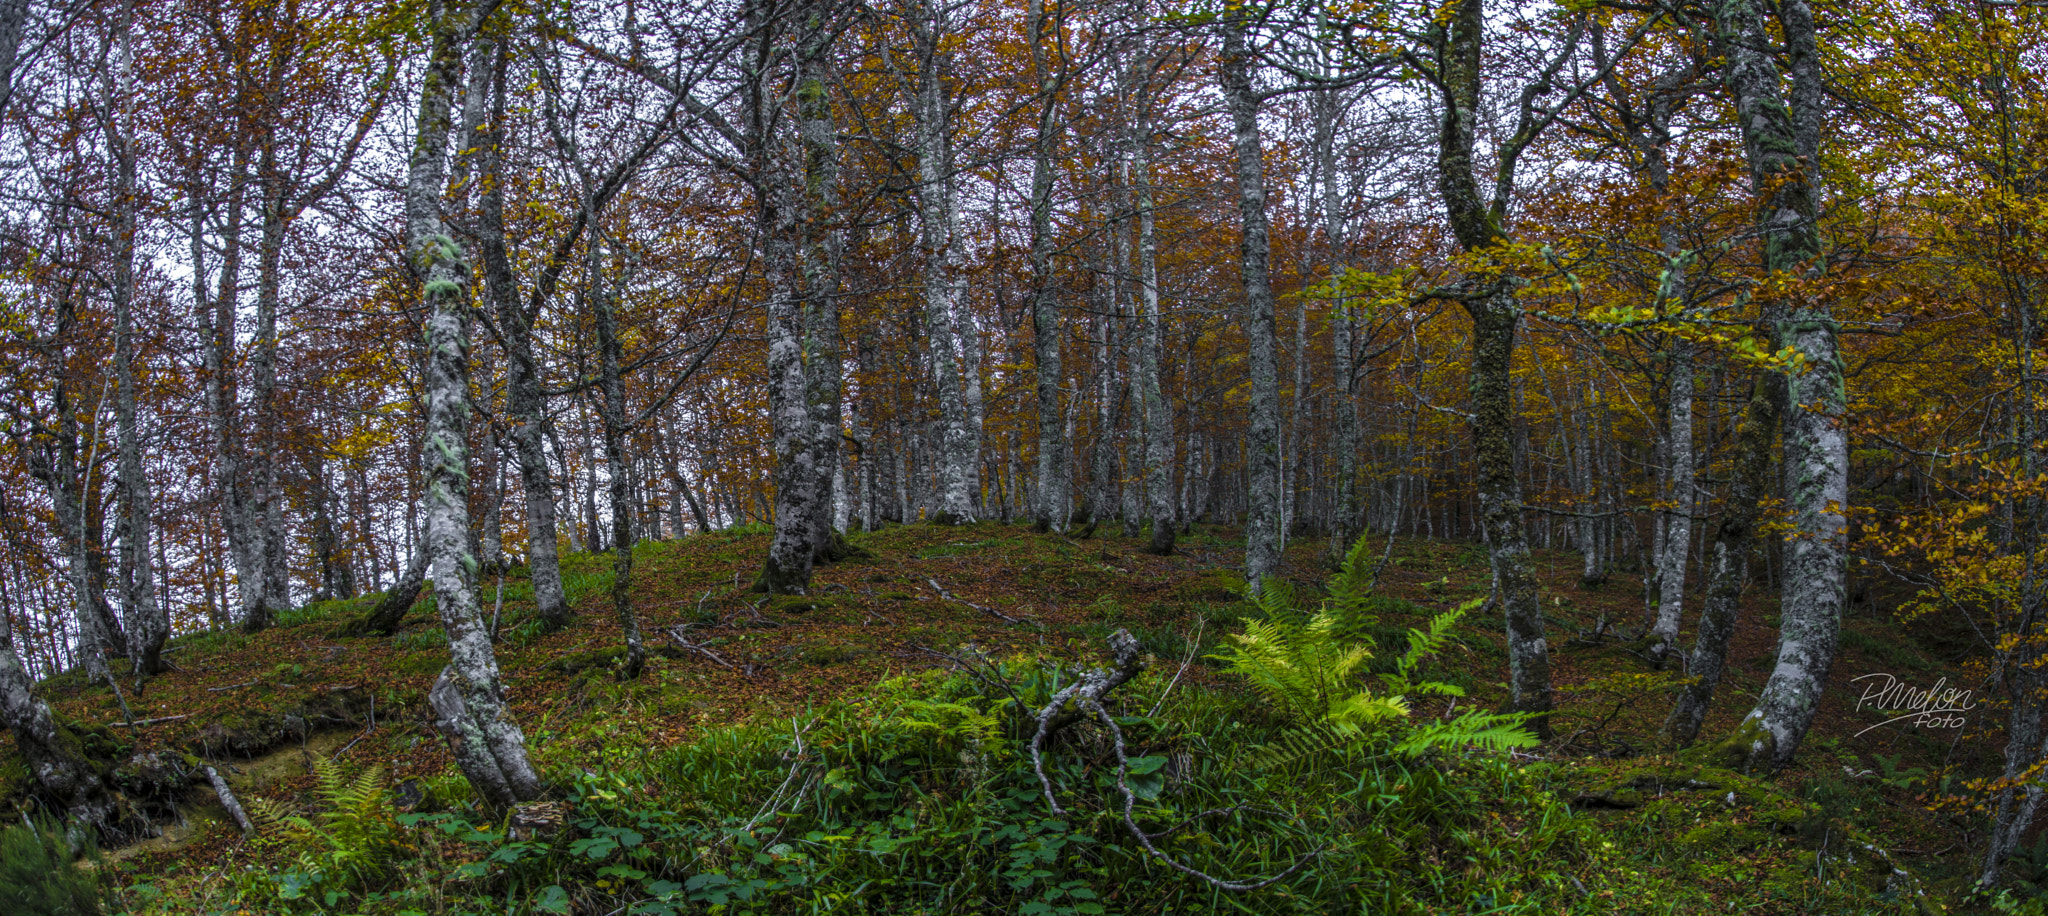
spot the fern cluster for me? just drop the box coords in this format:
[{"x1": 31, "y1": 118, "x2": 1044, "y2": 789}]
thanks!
[
  {"x1": 248, "y1": 756, "x2": 407, "y2": 901},
  {"x1": 1217, "y1": 537, "x2": 1537, "y2": 770}
]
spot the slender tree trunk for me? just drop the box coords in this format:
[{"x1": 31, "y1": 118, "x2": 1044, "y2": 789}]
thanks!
[
  {"x1": 407, "y1": 8, "x2": 542, "y2": 807},
  {"x1": 1027, "y1": 0, "x2": 1068, "y2": 533},
  {"x1": 590, "y1": 240, "x2": 644, "y2": 679},
  {"x1": 1666, "y1": 372, "x2": 1778, "y2": 745},
  {"x1": 105, "y1": 19, "x2": 165, "y2": 677},
  {"x1": 1220, "y1": 11, "x2": 1281, "y2": 589},
  {"x1": 1717, "y1": 0, "x2": 1844, "y2": 772},
  {"x1": 1132, "y1": 112, "x2": 1176, "y2": 555},
  {"x1": 475, "y1": 57, "x2": 569, "y2": 629}
]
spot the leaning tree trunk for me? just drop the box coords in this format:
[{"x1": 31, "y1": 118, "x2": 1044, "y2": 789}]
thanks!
[
  {"x1": 0, "y1": 635, "x2": 113, "y2": 842},
  {"x1": 473, "y1": 41, "x2": 569, "y2": 631},
  {"x1": 1026, "y1": 0, "x2": 1067, "y2": 533},
  {"x1": 406, "y1": 7, "x2": 542, "y2": 808},
  {"x1": 1219, "y1": 12, "x2": 1282, "y2": 590},
  {"x1": 1664, "y1": 368, "x2": 1779, "y2": 745},
  {"x1": 1717, "y1": 0, "x2": 1845, "y2": 772}
]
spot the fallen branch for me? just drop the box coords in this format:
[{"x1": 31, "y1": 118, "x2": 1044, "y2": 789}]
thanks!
[
  {"x1": 108, "y1": 714, "x2": 189, "y2": 728},
  {"x1": 927, "y1": 578, "x2": 1023, "y2": 623},
  {"x1": 201, "y1": 765, "x2": 255, "y2": 834},
  {"x1": 1028, "y1": 629, "x2": 1317, "y2": 892},
  {"x1": 666, "y1": 626, "x2": 736, "y2": 669},
  {"x1": 206, "y1": 681, "x2": 259, "y2": 693}
]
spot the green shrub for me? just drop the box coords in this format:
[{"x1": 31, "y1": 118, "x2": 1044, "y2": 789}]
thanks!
[{"x1": 0, "y1": 819, "x2": 106, "y2": 916}]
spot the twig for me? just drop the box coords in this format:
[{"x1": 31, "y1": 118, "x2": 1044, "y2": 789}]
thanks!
[
  {"x1": 108, "y1": 714, "x2": 188, "y2": 727},
  {"x1": 1146, "y1": 618, "x2": 1204, "y2": 720},
  {"x1": 332, "y1": 725, "x2": 375, "y2": 760},
  {"x1": 666, "y1": 625, "x2": 736, "y2": 669},
  {"x1": 927, "y1": 578, "x2": 1023, "y2": 623},
  {"x1": 206, "y1": 681, "x2": 259, "y2": 693}
]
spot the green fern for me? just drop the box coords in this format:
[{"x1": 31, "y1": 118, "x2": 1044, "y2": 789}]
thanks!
[
  {"x1": 1218, "y1": 540, "x2": 1538, "y2": 769},
  {"x1": 249, "y1": 757, "x2": 405, "y2": 897}
]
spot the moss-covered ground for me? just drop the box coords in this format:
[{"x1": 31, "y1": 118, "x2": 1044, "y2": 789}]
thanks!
[{"x1": 0, "y1": 521, "x2": 2009, "y2": 913}]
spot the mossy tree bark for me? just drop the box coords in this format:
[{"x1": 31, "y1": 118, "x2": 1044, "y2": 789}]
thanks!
[
  {"x1": 406, "y1": 0, "x2": 543, "y2": 808},
  {"x1": 1715, "y1": 0, "x2": 1845, "y2": 773}
]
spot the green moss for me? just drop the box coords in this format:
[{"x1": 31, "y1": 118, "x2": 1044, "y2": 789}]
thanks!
[
  {"x1": 798, "y1": 642, "x2": 873, "y2": 666},
  {"x1": 544, "y1": 647, "x2": 629, "y2": 675}
]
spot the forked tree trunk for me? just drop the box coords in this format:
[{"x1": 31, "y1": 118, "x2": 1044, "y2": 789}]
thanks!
[
  {"x1": 1716, "y1": 0, "x2": 1845, "y2": 772},
  {"x1": 406, "y1": 7, "x2": 542, "y2": 808}
]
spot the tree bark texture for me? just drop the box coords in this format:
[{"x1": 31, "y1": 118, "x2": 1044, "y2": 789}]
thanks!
[
  {"x1": 1433, "y1": 0, "x2": 1553, "y2": 736},
  {"x1": 1219, "y1": 12, "x2": 1281, "y2": 590},
  {"x1": 406, "y1": 6, "x2": 543, "y2": 808},
  {"x1": 1717, "y1": 0, "x2": 1845, "y2": 772},
  {"x1": 1027, "y1": 0, "x2": 1068, "y2": 534}
]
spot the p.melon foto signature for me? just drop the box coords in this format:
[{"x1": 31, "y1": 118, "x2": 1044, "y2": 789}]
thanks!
[{"x1": 1852, "y1": 673, "x2": 1975, "y2": 738}]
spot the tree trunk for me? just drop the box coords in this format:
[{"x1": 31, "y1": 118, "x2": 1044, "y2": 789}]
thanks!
[
  {"x1": 1665, "y1": 372, "x2": 1778, "y2": 745},
  {"x1": 407, "y1": 8, "x2": 543, "y2": 808},
  {"x1": 1717, "y1": 0, "x2": 1844, "y2": 772},
  {"x1": 1027, "y1": 0, "x2": 1068, "y2": 534},
  {"x1": 1219, "y1": 12, "x2": 1282, "y2": 590},
  {"x1": 914, "y1": 6, "x2": 978, "y2": 525},
  {"x1": 1432, "y1": 0, "x2": 1553, "y2": 737},
  {"x1": 106, "y1": 18, "x2": 165, "y2": 678},
  {"x1": 756, "y1": 1, "x2": 825, "y2": 593},
  {"x1": 590, "y1": 240, "x2": 645, "y2": 679}
]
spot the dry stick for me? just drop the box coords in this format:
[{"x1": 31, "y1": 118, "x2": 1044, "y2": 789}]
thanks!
[
  {"x1": 926, "y1": 578, "x2": 1023, "y2": 623},
  {"x1": 666, "y1": 625, "x2": 736, "y2": 669},
  {"x1": 1145, "y1": 618, "x2": 1204, "y2": 720},
  {"x1": 206, "y1": 680, "x2": 259, "y2": 693},
  {"x1": 108, "y1": 713, "x2": 188, "y2": 727},
  {"x1": 201, "y1": 765, "x2": 254, "y2": 834},
  {"x1": 488, "y1": 569, "x2": 506, "y2": 642}
]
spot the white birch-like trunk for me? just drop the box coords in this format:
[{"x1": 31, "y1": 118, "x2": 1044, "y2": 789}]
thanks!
[
  {"x1": 1220, "y1": 13, "x2": 1281, "y2": 589},
  {"x1": 912, "y1": 6, "x2": 978, "y2": 524},
  {"x1": 1718, "y1": 0, "x2": 1846, "y2": 772},
  {"x1": 406, "y1": 9, "x2": 542, "y2": 808}
]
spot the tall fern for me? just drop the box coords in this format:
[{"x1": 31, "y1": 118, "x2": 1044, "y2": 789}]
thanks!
[{"x1": 1217, "y1": 542, "x2": 1538, "y2": 770}]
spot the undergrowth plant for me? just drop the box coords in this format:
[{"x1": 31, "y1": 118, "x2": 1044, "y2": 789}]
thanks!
[
  {"x1": 244, "y1": 757, "x2": 407, "y2": 906},
  {"x1": 1221, "y1": 537, "x2": 1537, "y2": 768},
  {"x1": 0, "y1": 818, "x2": 106, "y2": 915}
]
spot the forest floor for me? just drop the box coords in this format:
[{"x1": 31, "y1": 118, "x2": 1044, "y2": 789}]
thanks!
[{"x1": 0, "y1": 521, "x2": 2007, "y2": 914}]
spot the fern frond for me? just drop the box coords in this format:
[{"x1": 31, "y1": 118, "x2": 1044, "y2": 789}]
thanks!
[
  {"x1": 1392, "y1": 712, "x2": 1539, "y2": 756},
  {"x1": 1248, "y1": 721, "x2": 1377, "y2": 770}
]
